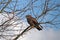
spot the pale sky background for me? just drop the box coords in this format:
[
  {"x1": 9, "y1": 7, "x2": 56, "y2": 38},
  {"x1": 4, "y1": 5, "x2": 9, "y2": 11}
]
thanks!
[
  {"x1": 0, "y1": 13, "x2": 60, "y2": 40},
  {"x1": 0, "y1": 12, "x2": 60, "y2": 40}
]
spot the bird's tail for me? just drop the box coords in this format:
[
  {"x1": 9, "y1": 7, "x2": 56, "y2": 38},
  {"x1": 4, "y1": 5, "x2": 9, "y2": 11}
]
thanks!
[
  {"x1": 35, "y1": 25, "x2": 43, "y2": 31},
  {"x1": 35, "y1": 23, "x2": 43, "y2": 30}
]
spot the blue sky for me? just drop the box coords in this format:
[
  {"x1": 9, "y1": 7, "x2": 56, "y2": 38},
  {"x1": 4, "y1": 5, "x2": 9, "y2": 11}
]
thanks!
[{"x1": 0, "y1": 0, "x2": 60, "y2": 30}]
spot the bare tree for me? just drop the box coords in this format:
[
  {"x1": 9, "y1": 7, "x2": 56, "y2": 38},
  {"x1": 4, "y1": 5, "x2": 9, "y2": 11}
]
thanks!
[{"x1": 0, "y1": 0, "x2": 60, "y2": 40}]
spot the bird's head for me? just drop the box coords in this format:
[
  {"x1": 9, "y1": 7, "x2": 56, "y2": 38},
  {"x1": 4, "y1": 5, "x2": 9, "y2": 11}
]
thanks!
[{"x1": 26, "y1": 15, "x2": 32, "y2": 18}]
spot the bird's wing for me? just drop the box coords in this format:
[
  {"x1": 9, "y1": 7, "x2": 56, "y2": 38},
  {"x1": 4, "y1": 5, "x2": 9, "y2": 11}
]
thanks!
[
  {"x1": 31, "y1": 17, "x2": 43, "y2": 30},
  {"x1": 31, "y1": 17, "x2": 38, "y2": 24}
]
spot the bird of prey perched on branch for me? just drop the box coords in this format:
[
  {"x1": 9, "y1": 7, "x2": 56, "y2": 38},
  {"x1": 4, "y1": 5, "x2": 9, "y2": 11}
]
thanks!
[{"x1": 26, "y1": 15, "x2": 43, "y2": 31}]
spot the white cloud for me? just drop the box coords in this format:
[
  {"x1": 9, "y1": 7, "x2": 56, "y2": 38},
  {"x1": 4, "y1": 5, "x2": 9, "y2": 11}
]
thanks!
[
  {"x1": 20, "y1": 28, "x2": 60, "y2": 40},
  {"x1": 0, "y1": 13, "x2": 28, "y2": 40}
]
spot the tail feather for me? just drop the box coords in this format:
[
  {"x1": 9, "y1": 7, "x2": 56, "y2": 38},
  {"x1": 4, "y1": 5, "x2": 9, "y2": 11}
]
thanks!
[{"x1": 35, "y1": 25, "x2": 43, "y2": 31}]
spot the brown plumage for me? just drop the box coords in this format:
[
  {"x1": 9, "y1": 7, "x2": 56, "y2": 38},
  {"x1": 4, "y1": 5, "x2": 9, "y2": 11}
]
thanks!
[{"x1": 26, "y1": 15, "x2": 43, "y2": 31}]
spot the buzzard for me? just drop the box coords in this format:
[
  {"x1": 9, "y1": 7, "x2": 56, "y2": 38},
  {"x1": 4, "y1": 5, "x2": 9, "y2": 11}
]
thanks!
[{"x1": 26, "y1": 15, "x2": 43, "y2": 31}]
